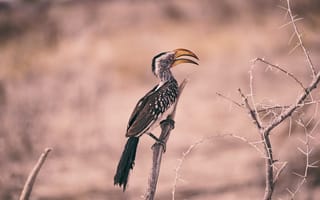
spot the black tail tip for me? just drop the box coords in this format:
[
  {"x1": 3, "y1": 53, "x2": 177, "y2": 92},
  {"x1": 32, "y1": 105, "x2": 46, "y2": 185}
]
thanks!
[
  {"x1": 114, "y1": 181, "x2": 127, "y2": 192},
  {"x1": 113, "y1": 137, "x2": 139, "y2": 192}
]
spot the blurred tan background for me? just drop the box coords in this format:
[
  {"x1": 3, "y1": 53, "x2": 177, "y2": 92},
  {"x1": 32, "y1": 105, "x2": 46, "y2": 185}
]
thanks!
[{"x1": 0, "y1": 0, "x2": 320, "y2": 199}]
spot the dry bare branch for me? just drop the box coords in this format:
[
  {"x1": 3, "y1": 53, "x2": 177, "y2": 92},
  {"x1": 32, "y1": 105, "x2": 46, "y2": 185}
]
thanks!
[
  {"x1": 144, "y1": 79, "x2": 188, "y2": 200},
  {"x1": 19, "y1": 148, "x2": 52, "y2": 200}
]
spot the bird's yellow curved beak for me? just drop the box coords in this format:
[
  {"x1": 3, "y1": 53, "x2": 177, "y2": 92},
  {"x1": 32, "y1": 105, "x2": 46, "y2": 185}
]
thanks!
[{"x1": 172, "y1": 48, "x2": 199, "y2": 68}]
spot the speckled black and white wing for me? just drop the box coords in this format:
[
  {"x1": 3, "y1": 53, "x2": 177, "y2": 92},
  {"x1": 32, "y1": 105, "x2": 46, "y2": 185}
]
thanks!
[{"x1": 126, "y1": 78, "x2": 179, "y2": 137}]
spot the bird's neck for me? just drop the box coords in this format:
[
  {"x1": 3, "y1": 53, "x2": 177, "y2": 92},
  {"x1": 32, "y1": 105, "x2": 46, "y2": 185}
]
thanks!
[
  {"x1": 156, "y1": 70, "x2": 176, "y2": 90},
  {"x1": 158, "y1": 69, "x2": 173, "y2": 82}
]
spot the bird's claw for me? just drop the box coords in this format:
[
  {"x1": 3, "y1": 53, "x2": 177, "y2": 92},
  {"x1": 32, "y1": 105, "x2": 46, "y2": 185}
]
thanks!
[
  {"x1": 151, "y1": 140, "x2": 166, "y2": 152},
  {"x1": 147, "y1": 132, "x2": 167, "y2": 152}
]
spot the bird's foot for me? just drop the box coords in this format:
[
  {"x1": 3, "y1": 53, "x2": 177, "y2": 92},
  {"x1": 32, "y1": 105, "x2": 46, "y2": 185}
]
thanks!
[
  {"x1": 147, "y1": 132, "x2": 166, "y2": 152},
  {"x1": 152, "y1": 140, "x2": 166, "y2": 152}
]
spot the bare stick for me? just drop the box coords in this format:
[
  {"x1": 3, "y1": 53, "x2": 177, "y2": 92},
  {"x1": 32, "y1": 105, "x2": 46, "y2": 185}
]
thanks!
[
  {"x1": 19, "y1": 148, "x2": 52, "y2": 200},
  {"x1": 144, "y1": 79, "x2": 188, "y2": 200}
]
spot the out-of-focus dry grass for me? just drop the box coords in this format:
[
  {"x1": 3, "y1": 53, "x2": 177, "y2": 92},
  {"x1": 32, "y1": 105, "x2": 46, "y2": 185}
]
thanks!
[{"x1": 0, "y1": 0, "x2": 320, "y2": 199}]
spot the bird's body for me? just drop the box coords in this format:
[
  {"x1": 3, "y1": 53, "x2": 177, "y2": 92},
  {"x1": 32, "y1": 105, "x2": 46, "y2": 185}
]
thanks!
[
  {"x1": 114, "y1": 48, "x2": 198, "y2": 191},
  {"x1": 126, "y1": 77, "x2": 179, "y2": 137}
]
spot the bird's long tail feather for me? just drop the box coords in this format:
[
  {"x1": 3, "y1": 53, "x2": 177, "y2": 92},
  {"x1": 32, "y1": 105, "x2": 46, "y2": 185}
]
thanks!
[{"x1": 114, "y1": 137, "x2": 139, "y2": 191}]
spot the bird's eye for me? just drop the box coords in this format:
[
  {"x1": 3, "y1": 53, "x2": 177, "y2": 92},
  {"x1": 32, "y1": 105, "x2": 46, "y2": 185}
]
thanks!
[{"x1": 161, "y1": 59, "x2": 171, "y2": 66}]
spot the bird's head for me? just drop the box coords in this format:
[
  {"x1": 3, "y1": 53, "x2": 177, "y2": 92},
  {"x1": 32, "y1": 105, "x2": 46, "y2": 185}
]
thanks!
[{"x1": 151, "y1": 48, "x2": 199, "y2": 81}]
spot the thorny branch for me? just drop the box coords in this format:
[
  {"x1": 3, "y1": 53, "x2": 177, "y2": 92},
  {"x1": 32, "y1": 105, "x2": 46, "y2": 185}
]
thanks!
[
  {"x1": 241, "y1": 60, "x2": 320, "y2": 200},
  {"x1": 285, "y1": 0, "x2": 317, "y2": 77},
  {"x1": 240, "y1": 63, "x2": 320, "y2": 199},
  {"x1": 220, "y1": 1, "x2": 320, "y2": 199}
]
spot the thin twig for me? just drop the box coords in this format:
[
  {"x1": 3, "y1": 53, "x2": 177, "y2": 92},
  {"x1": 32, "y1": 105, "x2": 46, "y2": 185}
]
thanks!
[
  {"x1": 273, "y1": 162, "x2": 288, "y2": 185},
  {"x1": 278, "y1": 17, "x2": 304, "y2": 29},
  {"x1": 19, "y1": 148, "x2": 52, "y2": 200},
  {"x1": 144, "y1": 79, "x2": 188, "y2": 200},
  {"x1": 238, "y1": 88, "x2": 262, "y2": 129},
  {"x1": 288, "y1": 42, "x2": 301, "y2": 55},
  {"x1": 249, "y1": 63, "x2": 263, "y2": 127},
  {"x1": 216, "y1": 92, "x2": 244, "y2": 108},
  {"x1": 254, "y1": 58, "x2": 305, "y2": 90}
]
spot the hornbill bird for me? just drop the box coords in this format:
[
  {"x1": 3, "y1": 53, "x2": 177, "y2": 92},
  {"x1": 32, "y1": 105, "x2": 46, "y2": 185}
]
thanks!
[{"x1": 114, "y1": 48, "x2": 199, "y2": 191}]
